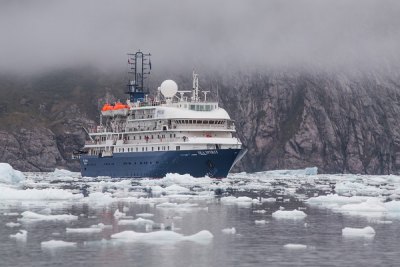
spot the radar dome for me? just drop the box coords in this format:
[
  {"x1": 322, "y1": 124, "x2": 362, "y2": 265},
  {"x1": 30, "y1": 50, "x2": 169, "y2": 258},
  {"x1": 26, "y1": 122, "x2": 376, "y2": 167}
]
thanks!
[{"x1": 160, "y1": 80, "x2": 178, "y2": 98}]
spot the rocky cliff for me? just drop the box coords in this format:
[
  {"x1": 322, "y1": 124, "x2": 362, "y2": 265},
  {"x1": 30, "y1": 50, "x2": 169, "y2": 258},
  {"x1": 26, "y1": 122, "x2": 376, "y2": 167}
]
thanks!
[
  {"x1": 1, "y1": 69, "x2": 400, "y2": 174},
  {"x1": 218, "y1": 70, "x2": 400, "y2": 174}
]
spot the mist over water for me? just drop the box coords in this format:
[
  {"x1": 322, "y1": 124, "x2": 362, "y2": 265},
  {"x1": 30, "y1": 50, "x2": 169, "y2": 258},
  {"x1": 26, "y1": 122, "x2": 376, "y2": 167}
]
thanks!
[{"x1": 1, "y1": 0, "x2": 400, "y2": 75}]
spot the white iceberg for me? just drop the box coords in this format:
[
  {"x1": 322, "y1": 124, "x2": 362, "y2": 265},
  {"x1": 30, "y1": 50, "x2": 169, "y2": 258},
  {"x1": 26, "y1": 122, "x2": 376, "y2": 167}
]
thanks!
[
  {"x1": 114, "y1": 209, "x2": 126, "y2": 219},
  {"x1": 283, "y1": 243, "x2": 307, "y2": 249},
  {"x1": 41, "y1": 240, "x2": 77, "y2": 249},
  {"x1": 9, "y1": 230, "x2": 27, "y2": 242},
  {"x1": 111, "y1": 230, "x2": 213, "y2": 245},
  {"x1": 66, "y1": 227, "x2": 102, "y2": 234},
  {"x1": 221, "y1": 227, "x2": 236, "y2": 234},
  {"x1": 5, "y1": 222, "x2": 21, "y2": 228},
  {"x1": 136, "y1": 213, "x2": 154, "y2": 218},
  {"x1": 117, "y1": 217, "x2": 154, "y2": 226},
  {"x1": 0, "y1": 187, "x2": 81, "y2": 201},
  {"x1": 19, "y1": 211, "x2": 78, "y2": 222},
  {"x1": 342, "y1": 226, "x2": 375, "y2": 237},
  {"x1": 0, "y1": 163, "x2": 25, "y2": 184},
  {"x1": 272, "y1": 209, "x2": 307, "y2": 219}
]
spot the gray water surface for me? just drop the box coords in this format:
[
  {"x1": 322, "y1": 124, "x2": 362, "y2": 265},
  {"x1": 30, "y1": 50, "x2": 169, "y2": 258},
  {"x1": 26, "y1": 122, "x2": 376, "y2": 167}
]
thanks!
[{"x1": 1, "y1": 171, "x2": 400, "y2": 267}]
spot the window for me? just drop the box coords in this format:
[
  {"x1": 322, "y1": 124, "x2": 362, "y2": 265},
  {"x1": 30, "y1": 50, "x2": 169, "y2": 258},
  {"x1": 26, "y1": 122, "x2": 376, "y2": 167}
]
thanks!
[{"x1": 176, "y1": 146, "x2": 180, "y2": 151}]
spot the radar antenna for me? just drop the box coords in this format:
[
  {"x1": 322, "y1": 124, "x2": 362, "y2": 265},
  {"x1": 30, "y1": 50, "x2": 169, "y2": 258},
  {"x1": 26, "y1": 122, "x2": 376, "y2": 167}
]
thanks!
[
  {"x1": 192, "y1": 70, "x2": 199, "y2": 102},
  {"x1": 126, "y1": 51, "x2": 151, "y2": 102}
]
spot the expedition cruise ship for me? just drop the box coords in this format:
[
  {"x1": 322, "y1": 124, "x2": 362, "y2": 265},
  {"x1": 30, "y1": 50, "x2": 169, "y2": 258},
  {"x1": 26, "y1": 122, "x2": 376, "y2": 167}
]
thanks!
[{"x1": 76, "y1": 51, "x2": 246, "y2": 178}]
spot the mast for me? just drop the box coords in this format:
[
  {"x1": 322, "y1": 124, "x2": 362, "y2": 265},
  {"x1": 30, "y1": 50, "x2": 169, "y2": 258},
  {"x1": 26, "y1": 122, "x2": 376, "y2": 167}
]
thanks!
[
  {"x1": 192, "y1": 70, "x2": 199, "y2": 102},
  {"x1": 126, "y1": 51, "x2": 151, "y2": 102}
]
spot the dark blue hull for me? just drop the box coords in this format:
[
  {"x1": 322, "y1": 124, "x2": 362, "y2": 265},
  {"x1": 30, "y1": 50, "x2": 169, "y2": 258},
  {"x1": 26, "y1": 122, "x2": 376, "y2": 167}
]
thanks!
[{"x1": 80, "y1": 149, "x2": 244, "y2": 178}]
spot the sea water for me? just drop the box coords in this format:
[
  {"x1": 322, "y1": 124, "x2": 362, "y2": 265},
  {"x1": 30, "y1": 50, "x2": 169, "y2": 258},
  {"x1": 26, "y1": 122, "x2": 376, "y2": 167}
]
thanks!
[{"x1": 1, "y1": 167, "x2": 400, "y2": 267}]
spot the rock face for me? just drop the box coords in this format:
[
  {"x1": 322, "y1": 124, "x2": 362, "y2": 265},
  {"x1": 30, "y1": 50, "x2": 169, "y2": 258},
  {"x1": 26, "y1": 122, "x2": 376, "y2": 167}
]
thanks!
[
  {"x1": 0, "y1": 104, "x2": 93, "y2": 172},
  {"x1": 0, "y1": 128, "x2": 64, "y2": 171},
  {"x1": 218, "y1": 71, "x2": 400, "y2": 174},
  {"x1": 1, "y1": 69, "x2": 400, "y2": 174}
]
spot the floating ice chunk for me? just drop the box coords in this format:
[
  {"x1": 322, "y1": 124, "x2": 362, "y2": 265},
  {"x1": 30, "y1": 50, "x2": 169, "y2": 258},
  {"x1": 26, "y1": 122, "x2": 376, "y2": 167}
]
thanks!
[
  {"x1": 41, "y1": 240, "x2": 77, "y2": 249},
  {"x1": 117, "y1": 217, "x2": 154, "y2": 226},
  {"x1": 0, "y1": 163, "x2": 25, "y2": 184},
  {"x1": 0, "y1": 186, "x2": 81, "y2": 201},
  {"x1": 156, "y1": 202, "x2": 178, "y2": 208},
  {"x1": 6, "y1": 222, "x2": 21, "y2": 228},
  {"x1": 136, "y1": 213, "x2": 154, "y2": 218},
  {"x1": 375, "y1": 220, "x2": 392, "y2": 224},
  {"x1": 9, "y1": 230, "x2": 27, "y2": 242},
  {"x1": 111, "y1": 230, "x2": 213, "y2": 245},
  {"x1": 335, "y1": 182, "x2": 382, "y2": 197},
  {"x1": 90, "y1": 223, "x2": 112, "y2": 230},
  {"x1": 114, "y1": 209, "x2": 126, "y2": 219},
  {"x1": 261, "y1": 198, "x2": 276, "y2": 203},
  {"x1": 304, "y1": 167, "x2": 318, "y2": 175},
  {"x1": 82, "y1": 192, "x2": 114, "y2": 206},
  {"x1": 221, "y1": 196, "x2": 253, "y2": 207},
  {"x1": 339, "y1": 199, "x2": 386, "y2": 215},
  {"x1": 283, "y1": 243, "x2": 307, "y2": 249},
  {"x1": 262, "y1": 167, "x2": 317, "y2": 176},
  {"x1": 384, "y1": 200, "x2": 400, "y2": 212},
  {"x1": 255, "y1": 220, "x2": 267, "y2": 225},
  {"x1": 306, "y1": 194, "x2": 370, "y2": 207},
  {"x1": 122, "y1": 206, "x2": 129, "y2": 212},
  {"x1": 50, "y1": 169, "x2": 76, "y2": 181},
  {"x1": 66, "y1": 227, "x2": 102, "y2": 234},
  {"x1": 221, "y1": 227, "x2": 236, "y2": 234},
  {"x1": 164, "y1": 184, "x2": 190, "y2": 194},
  {"x1": 272, "y1": 209, "x2": 307, "y2": 219},
  {"x1": 19, "y1": 211, "x2": 78, "y2": 222},
  {"x1": 156, "y1": 202, "x2": 203, "y2": 213},
  {"x1": 342, "y1": 226, "x2": 375, "y2": 237},
  {"x1": 253, "y1": 210, "x2": 267, "y2": 214}
]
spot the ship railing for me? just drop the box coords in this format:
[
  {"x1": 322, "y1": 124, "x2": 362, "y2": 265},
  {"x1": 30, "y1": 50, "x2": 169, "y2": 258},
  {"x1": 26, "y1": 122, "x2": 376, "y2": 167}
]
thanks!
[
  {"x1": 88, "y1": 127, "x2": 111, "y2": 134},
  {"x1": 173, "y1": 125, "x2": 235, "y2": 130}
]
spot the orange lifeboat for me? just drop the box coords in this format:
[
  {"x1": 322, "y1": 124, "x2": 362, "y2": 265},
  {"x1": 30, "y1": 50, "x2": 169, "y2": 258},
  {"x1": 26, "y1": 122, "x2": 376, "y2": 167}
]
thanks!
[
  {"x1": 113, "y1": 102, "x2": 127, "y2": 110},
  {"x1": 112, "y1": 102, "x2": 129, "y2": 116},
  {"x1": 101, "y1": 103, "x2": 114, "y2": 116},
  {"x1": 101, "y1": 103, "x2": 113, "y2": 111}
]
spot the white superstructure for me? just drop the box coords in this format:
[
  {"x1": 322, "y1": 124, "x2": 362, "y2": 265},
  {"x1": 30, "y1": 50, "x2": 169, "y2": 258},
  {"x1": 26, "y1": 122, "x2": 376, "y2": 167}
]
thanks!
[{"x1": 84, "y1": 72, "x2": 242, "y2": 158}]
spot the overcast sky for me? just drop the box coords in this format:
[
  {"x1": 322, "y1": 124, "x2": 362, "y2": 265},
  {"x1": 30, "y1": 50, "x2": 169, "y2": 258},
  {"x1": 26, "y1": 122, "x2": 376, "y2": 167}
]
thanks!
[{"x1": 1, "y1": 0, "x2": 399, "y2": 74}]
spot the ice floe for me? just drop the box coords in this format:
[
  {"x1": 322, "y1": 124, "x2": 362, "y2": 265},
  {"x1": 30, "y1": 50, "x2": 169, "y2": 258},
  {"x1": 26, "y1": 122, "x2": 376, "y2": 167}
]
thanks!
[
  {"x1": 90, "y1": 223, "x2": 112, "y2": 230},
  {"x1": 136, "y1": 213, "x2": 154, "y2": 218},
  {"x1": 221, "y1": 227, "x2": 236, "y2": 234},
  {"x1": 307, "y1": 194, "x2": 400, "y2": 218},
  {"x1": 41, "y1": 240, "x2": 77, "y2": 249},
  {"x1": 9, "y1": 230, "x2": 27, "y2": 242},
  {"x1": 283, "y1": 244, "x2": 307, "y2": 249},
  {"x1": 220, "y1": 196, "x2": 254, "y2": 207},
  {"x1": 117, "y1": 217, "x2": 154, "y2": 226},
  {"x1": 342, "y1": 226, "x2": 376, "y2": 237},
  {"x1": 66, "y1": 227, "x2": 102, "y2": 234},
  {"x1": 272, "y1": 209, "x2": 307, "y2": 219},
  {"x1": 114, "y1": 209, "x2": 126, "y2": 219},
  {"x1": 0, "y1": 186, "x2": 81, "y2": 201},
  {"x1": 0, "y1": 163, "x2": 25, "y2": 185},
  {"x1": 111, "y1": 230, "x2": 213, "y2": 245},
  {"x1": 5, "y1": 222, "x2": 21, "y2": 228},
  {"x1": 19, "y1": 211, "x2": 78, "y2": 222}
]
